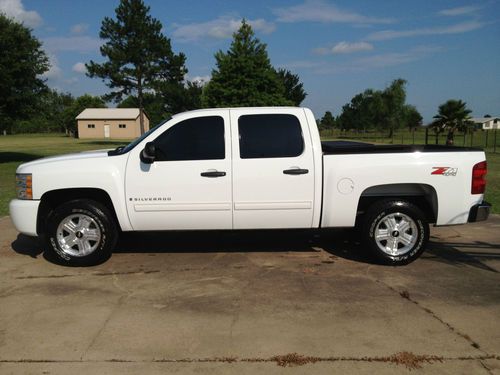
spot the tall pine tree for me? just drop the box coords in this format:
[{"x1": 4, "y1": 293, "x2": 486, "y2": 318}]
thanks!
[
  {"x1": 277, "y1": 68, "x2": 306, "y2": 106},
  {"x1": 86, "y1": 0, "x2": 187, "y2": 134},
  {"x1": 202, "y1": 20, "x2": 292, "y2": 107}
]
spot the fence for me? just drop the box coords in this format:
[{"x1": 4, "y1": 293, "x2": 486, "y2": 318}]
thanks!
[{"x1": 320, "y1": 128, "x2": 499, "y2": 153}]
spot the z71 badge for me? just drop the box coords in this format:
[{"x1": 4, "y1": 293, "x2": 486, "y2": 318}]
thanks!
[{"x1": 431, "y1": 167, "x2": 458, "y2": 176}]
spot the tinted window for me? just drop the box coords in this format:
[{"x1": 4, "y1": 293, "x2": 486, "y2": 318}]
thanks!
[
  {"x1": 238, "y1": 114, "x2": 304, "y2": 159},
  {"x1": 154, "y1": 116, "x2": 224, "y2": 161}
]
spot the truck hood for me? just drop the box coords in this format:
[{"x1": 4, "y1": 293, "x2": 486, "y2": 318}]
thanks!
[{"x1": 17, "y1": 150, "x2": 112, "y2": 172}]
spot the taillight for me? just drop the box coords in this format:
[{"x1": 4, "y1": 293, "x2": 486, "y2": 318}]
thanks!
[{"x1": 471, "y1": 161, "x2": 487, "y2": 194}]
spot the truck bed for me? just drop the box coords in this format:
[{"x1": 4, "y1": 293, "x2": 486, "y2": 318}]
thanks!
[{"x1": 321, "y1": 141, "x2": 483, "y2": 155}]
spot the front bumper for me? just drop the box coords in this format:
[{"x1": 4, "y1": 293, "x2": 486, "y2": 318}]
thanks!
[
  {"x1": 468, "y1": 201, "x2": 491, "y2": 223},
  {"x1": 9, "y1": 199, "x2": 40, "y2": 236}
]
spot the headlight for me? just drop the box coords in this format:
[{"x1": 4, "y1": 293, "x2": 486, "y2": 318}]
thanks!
[{"x1": 16, "y1": 173, "x2": 32, "y2": 200}]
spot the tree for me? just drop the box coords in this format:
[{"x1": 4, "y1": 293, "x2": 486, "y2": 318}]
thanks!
[
  {"x1": 432, "y1": 99, "x2": 472, "y2": 145},
  {"x1": 0, "y1": 14, "x2": 49, "y2": 133},
  {"x1": 403, "y1": 105, "x2": 423, "y2": 131},
  {"x1": 336, "y1": 79, "x2": 421, "y2": 136},
  {"x1": 119, "y1": 79, "x2": 203, "y2": 125},
  {"x1": 381, "y1": 79, "x2": 407, "y2": 137},
  {"x1": 157, "y1": 79, "x2": 203, "y2": 115},
  {"x1": 319, "y1": 111, "x2": 336, "y2": 131},
  {"x1": 38, "y1": 90, "x2": 75, "y2": 133},
  {"x1": 337, "y1": 89, "x2": 381, "y2": 131},
  {"x1": 86, "y1": 0, "x2": 187, "y2": 135},
  {"x1": 202, "y1": 20, "x2": 292, "y2": 107},
  {"x1": 118, "y1": 93, "x2": 167, "y2": 126},
  {"x1": 276, "y1": 68, "x2": 306, "y2": 106},
  {"x1": 64, "y1": 95, "x2": 106, "y2": 135}
]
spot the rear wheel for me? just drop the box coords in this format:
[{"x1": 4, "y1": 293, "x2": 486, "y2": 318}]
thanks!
[
  {"x1": 44, "y1": 199, "x2": 117, "y2": 266},
  {"x1": 360, "y1": 199, "x2": 429, "y2": 265}
]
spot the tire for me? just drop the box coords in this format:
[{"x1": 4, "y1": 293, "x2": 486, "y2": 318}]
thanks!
[
  {"x1": 44, "y1": 199, "x2": 118, "y2": 266},
  {"x1": 360, "y1": 199, "x2": 429, "y2": 265}
]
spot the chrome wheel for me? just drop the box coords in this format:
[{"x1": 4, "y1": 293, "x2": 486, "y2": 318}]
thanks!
[
  {"x1": 56, "y1": 214, "x2": 101, "y2": 257},
  {"x1": 374, "y1": 212, "x2": 418, "y2": 256}
]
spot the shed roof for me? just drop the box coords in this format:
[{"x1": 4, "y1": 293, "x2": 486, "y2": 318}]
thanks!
[
  {"x1": 76, "y1": 108, "x2": 148, "y2": 120},
  {"x1": 470, "y1": 117, "x2": 499, "y2": 123}
]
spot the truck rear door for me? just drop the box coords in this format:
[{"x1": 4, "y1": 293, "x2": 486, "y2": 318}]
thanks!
[{"x1": 229, "y1": 108, "x2": 315, "y2": 229}]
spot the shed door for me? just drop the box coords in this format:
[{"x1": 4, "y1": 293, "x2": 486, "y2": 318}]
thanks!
[{"x1": 104, "y1": 124, "x2": 110, "y2": 138}]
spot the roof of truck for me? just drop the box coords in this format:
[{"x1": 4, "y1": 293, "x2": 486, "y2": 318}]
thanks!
[{"x1": 171, "y1": 107, "x2": 306, "y2": 118}]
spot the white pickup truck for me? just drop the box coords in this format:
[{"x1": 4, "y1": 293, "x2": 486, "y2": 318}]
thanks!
[{"x1": 10, "y1": 107, "x2": 490, "y2": 266}]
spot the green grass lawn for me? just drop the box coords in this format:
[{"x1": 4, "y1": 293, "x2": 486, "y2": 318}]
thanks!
[
  {"x1": 0, "y1": 133, "x2": 498, "y2": 217},
  {"x1": 0, "y1": 134, "x2": 127, "y2": 217}
]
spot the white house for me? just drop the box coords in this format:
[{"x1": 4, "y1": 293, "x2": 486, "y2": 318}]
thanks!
[{"x1": 470, "y1": 117, "x2": 500, "y2": 130}]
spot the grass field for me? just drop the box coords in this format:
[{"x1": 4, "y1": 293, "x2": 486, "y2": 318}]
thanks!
[
  {"x1": 0, "y1": 134, "x2": 126, "y2": 217},
  {"x1": 0, "y1": 133, "x2": 498, "y2": 217}
]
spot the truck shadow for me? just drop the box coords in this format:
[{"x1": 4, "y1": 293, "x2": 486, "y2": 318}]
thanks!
[{"x1": 10, "y1": 230, "x2": 500, "y2": 271}]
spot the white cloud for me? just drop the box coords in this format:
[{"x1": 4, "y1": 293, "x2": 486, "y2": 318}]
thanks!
[
  {"x1": 72, "y1": 62, "x2": 87, "y2": 74},
  {"x1": 188, "y1": 75, "x2": 211, "y2": 84},
  {"x1": 173, "y1": 16, "x2": 275, "y2": 42},
  {"x1": 43, "y1": 36, "x2": 101, "y2": 53},
  {"x1": 71, "y1": 23, "x2": 89, "y2": 35},
  {"x1": 64, "y1": 77, "x2": 79, "y2": 85},
  {"x1": 353, "y1": 46, "x2": 442, "y2": 69},
  {"x1": 274, "y1": 0, "x2": 393, "y2": 24},
  {"x1": 315, "y1": 41, "x2": 373, "y2": 55},
  {"x1": 282, "y1": 46, "x2": 441, "y2": 74},
  {"x1": 366, "y1": 20, "x2": 483, "y2": 41},
  {"x1": 0, "y1": 0, "x2": 42, "y2": 27},
  {"x1": 42, "y1": 54, "x2": 62, "y2": 80},
  {"x1": 438, "y1": 6, "x2": 479, "y2": 16}
]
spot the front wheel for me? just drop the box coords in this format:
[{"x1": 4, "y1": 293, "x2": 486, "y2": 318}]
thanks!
[
  {"x1": 44, "y1": 199, "x2": 118, "y2": 266},
  {"x1": 360, "y1": 199, "x2": 429, "y2": 265}
]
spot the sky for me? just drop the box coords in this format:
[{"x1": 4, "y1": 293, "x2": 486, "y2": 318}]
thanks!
[{"x1": 1, "y1": 0, "x2": 499, "y2": 123}]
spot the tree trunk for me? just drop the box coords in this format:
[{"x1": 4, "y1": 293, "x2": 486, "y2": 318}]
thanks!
[
  {"x1": 138, "y1": 77, "x2": 145, "y2": 135},
  {"x1": 446, "y1": 130, "x2": 454, "y2": 146}
]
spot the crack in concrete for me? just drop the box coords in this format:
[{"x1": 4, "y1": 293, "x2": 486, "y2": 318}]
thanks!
[
  {"x1": 80, "y1": 269, "x2": 138, "y2": 361},
  {"x1": 79, "y1": 294, "x2": 126, "y2": 362},
  {"x1": 479, "y1": 359, "x2": 495, "y2": 375},
  {"x1": 376, "y1": 280, "x2": 487, "y2": 353},
  {"x1": 14, "y1": 270, "x2": 160, "y2": 280},
  {"x1": 0, "y1": 354, "x2": 498, "y2": 369}
]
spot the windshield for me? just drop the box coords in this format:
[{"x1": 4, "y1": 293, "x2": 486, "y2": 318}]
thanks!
[{"x1": 108, "y1": 116, "x2": 171, "y2": 156}]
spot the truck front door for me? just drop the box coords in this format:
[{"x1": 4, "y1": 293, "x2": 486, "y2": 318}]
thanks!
[{"x1": 125, "y1": 111, "x2": 232, "y2": 230}]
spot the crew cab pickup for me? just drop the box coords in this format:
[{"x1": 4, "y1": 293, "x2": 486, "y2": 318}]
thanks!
[{"x1": 10, "y1": 107, "x2": 491, "y2": 265}]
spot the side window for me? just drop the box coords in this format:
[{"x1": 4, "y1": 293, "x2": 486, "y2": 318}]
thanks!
[
  {"x1": 154, "y1": 116, "x2": 225, "y2": 161},
  {"x1": 238, "y1": 114, "x2": 304, "y2": 159}
]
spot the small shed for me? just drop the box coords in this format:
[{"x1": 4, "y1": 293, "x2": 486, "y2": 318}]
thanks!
[
  {"x1": 470, "y1": 117, "x2": 499, "y2": 130},
  {"x1": 76, "y1": 108, "x2": 150, "y2": 139}
]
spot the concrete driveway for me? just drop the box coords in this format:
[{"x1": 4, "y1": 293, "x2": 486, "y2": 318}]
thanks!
[{"x1": 0, "y1": 215, "x2": 499, "y2": 374}]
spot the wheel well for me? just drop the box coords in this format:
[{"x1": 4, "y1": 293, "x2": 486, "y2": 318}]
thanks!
[
  {"x1": 357, "y1": 183, "x2": 438, "y2": 224},
  {"x1": 37, "y1": 188, "x2": 119, "y2": 235}
]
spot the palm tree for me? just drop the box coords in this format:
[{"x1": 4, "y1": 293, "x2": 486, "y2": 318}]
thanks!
[{"x1": 432, "y1": 99, "x2": 472, "y2": 146}]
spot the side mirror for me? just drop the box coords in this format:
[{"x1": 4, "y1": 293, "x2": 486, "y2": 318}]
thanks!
[{"x1": 140, "y1": 142, "x2": 156, "y2": 164}]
